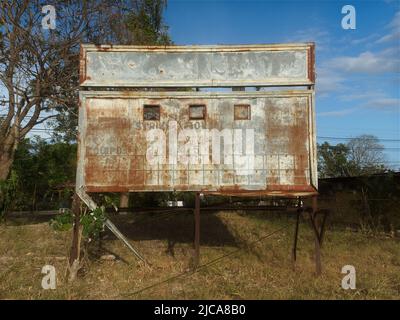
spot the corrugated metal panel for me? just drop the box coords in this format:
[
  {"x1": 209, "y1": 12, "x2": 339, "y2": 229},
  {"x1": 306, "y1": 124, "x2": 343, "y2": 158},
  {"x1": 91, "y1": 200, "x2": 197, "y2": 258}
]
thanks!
[
  {"x1": 79, "y1": 43, "x2": 315, "y2": 87},
  {"x1": 76, "y1": 90, "x2": 317, "y2": 197}
]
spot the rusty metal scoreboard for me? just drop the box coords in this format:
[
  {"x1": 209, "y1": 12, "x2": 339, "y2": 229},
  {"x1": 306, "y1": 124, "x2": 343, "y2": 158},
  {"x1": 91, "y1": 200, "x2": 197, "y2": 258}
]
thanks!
[{"x1": 77, "y1": 43, "x2": 317, "y2": 198}]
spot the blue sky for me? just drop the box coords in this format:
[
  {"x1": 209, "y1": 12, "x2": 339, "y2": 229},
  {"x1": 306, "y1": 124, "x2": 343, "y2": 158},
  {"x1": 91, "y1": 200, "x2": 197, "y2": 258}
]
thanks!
[{"x1": 164, "y1": 0, "x2": 400, "y2": 168}]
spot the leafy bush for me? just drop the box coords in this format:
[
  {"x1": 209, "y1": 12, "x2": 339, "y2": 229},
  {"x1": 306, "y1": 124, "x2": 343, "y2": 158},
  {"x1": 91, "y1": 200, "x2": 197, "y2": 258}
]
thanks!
[
  {"x1": 50, "y1": 205, "x2": 107, "y2": 240},
  {"x1": 80, "y1": 206, "x2": 107, "y2": 239},
  {"x1": 11, "y1": 137, "x2": 76, "y2": 211},
  {"x1": 50, "y1": 210, "x2": 74, "y2": 231}
]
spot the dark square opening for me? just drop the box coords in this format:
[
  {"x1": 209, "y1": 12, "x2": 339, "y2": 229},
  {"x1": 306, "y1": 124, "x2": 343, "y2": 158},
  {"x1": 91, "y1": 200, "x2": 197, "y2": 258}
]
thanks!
[
  {"x1": 189, "y1": 104, "x2": 206, "y2": 120},
  {"x1": 143, "y1": 105, "x2": 160, "y2": 121},
  {"x1": 234, "y1": 104, "x2": 251, "y2": 120}
]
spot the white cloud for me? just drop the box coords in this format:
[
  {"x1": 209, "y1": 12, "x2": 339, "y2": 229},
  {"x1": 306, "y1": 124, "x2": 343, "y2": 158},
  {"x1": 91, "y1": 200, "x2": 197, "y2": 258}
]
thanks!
[
  {"x1": 338, "y1": 90, "x2": 399, "y2": 111},
  {"x1": 331, "y1": 12, "x2": 400, "y2": 75},
  {"x1": 363, "y1": 98, "x2": 400, "y2": 110},
  {"x1": 314, "y1": 11, "x2": 400, "y2": 119},
  {"x1": 328, "y1": 48, "x2": 400, "y2": 74},
  {"x1": 338, "y1": 91, "x2": 385, "y2": 102},
  {"x1": 335, "y1": 88, "x2": 399, "y2": 111},
  {"x1": 388, "y1": 10, "x2": 400, "y2": 29},
  {"x1": 316, "y1": 96, "x2": 399, "y2": 117},
  {"x1": 317, "y1": 108, "x2": 358, "y2": 117},
  {"x1": 376, "y1": 30, "x2": 400, "y2": 43},
  {"x1": 376, "y1": 10, "x2": 400, "y2": 43},
  {"x1": 316, "y1": 67, "x2": 345, "y2": 95},
  {"x1": 286, "y1": 28, "x2": 330, "y2": 51},
  {"x1": 350, "y1": 33, "x2": 380, "y2": 45}
]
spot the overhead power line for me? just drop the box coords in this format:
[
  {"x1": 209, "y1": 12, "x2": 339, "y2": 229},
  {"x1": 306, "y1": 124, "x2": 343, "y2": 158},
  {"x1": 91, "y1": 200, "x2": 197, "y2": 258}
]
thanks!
[
  {"x1": 25, "y1": 129, "x2": 400, "y2": 142},
  {"x1": 317, "y1": 136, "x2": 400, "y2": 142}
]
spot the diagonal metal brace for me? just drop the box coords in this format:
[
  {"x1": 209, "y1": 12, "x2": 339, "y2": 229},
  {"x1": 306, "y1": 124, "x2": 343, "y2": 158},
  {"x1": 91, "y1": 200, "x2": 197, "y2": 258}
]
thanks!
[
  {"x1": 76, "y1": 186, "x2": 149, "y2": 265},
  {"x1": 305, "y1": 207, "x2": 329, "y2": 247},
  {"x1": 104, "y1": 219, "x2": 148, "y2": 265}
]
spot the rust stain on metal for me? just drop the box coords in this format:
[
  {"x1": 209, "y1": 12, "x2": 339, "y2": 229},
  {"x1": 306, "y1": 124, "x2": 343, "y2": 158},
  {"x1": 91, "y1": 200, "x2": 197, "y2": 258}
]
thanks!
[
  {"x1": 78, "y1": 90, "x2": 317, "y2": 196},
  {"x1": 79, "y1": 43, "x2": 315, "y2": 88},
  {"x1": 77, "y1": 44, "x2": 317, "y2": 197},
  {"x1": 308, "y1": 43, "x2": 315, "y2": 84},
  {"x1": 234, "y1": 104, "x2": 251, "y2": 120}
]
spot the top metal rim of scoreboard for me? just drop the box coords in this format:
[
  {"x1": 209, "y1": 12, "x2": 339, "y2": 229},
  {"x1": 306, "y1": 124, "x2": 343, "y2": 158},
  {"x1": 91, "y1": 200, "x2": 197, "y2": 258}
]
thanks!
[{"x1": 79, "y1": 42, "x2": 315, "y2": 88}]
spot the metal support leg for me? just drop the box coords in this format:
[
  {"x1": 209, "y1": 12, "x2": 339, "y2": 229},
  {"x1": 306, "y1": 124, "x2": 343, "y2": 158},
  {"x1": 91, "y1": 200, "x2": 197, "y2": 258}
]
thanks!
[
  {"x1": 193, "y1": 192, "x2": 201, "y2": 269},
  {"x1": 311, "y1": 196, "x2": 322, "y2": 275},
  {"x1": 318, "y1": 209, "x2": 329, "y2": 247},
  {"x1": 291, "y1": 208, "x2": 301, "y2": 269}
]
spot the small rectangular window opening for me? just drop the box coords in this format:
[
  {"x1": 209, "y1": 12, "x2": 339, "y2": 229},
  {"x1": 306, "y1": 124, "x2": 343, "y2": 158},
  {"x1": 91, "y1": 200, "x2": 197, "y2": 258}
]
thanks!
[
  {"x1": 143, "y1": 105, "x2": 160, "y2": 121},
  {"x1": 234, "y1": 104, "x2": 251, "y2": 120},
  {"x1": 189, "y1": 104, "x2": 206, "y2": 120}
]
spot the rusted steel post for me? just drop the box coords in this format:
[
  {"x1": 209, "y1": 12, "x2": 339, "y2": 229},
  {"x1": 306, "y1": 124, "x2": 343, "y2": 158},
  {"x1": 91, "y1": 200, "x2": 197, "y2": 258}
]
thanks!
[
  {"x1": 318, "y1": 209, "x2": 329, "y2": 247},
  {"x1": 292, "y1": 208, "x2": 301, "y2": 269},
  {"x1": 312, "y1": 196, "x2": 322, "y2": 275},
  {"x1": 193, "y1": 192, "x2": 201, "y2": 268},
  {"x1": 69, "y1": 193, "x2": 82, "y2": 266}
]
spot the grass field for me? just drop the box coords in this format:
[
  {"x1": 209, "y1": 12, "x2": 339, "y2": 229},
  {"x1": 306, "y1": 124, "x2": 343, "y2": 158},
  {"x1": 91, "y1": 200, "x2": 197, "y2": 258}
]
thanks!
[{"x1": 0, "y1": 210, "x2": 399, "y2": 299}]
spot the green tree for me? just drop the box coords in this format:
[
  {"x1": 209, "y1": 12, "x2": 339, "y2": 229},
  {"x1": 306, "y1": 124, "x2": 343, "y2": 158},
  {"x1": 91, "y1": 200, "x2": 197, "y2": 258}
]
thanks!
[
  {"x1": 125, "y1": 0, "x2": 171, "y2": 45},
  {"x1": 347, "y1": 134, "x2": 386, "y2": 176},
  {"x1": 318, "y1": 135, "x2": 387, "y2": 178},
  {"x1": 10, "y1": 137, "x2": 77, "y2": 211},
  {"x1": 50, "y1": 0, "x2": 171, "y2": 143},
  {"x1": 0, "y1": 0, "x2": 171, "y2": 177},
  {"x1": 318, "y1": 142, "x2": 350, "y2": 178}
]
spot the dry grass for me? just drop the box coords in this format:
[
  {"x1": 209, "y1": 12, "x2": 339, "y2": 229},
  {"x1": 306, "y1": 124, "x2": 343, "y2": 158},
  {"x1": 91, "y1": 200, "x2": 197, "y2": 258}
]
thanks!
[{"x1": 0, "y1": 211, "x2": 399, "y2": 300}]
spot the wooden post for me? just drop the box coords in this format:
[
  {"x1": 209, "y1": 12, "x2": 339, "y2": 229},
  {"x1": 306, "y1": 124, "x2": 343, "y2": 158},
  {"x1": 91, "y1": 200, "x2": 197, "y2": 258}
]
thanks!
[
  {"x1": 68, "y1": 193, "x2": 82, "y2": 281},
  {"x1": 119, "y1": 192, "x2": 130, "y2": 211},
  {"x1": 69, "y1": 193, "x2": 81, "y2": 265},
  {"x1": 193, "y1": 192, "x2": 201, "y2": 268}
]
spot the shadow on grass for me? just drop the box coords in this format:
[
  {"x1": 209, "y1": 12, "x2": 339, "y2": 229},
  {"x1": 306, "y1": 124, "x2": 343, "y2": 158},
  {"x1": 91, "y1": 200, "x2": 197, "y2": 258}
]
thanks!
[
  {"x1": 103, "y1": 211, "x2": 239, "y2": 249},
  {"x1": 2, "y1": 213, "x2": 58, "y2": 226}
]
